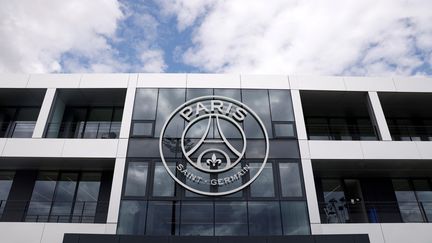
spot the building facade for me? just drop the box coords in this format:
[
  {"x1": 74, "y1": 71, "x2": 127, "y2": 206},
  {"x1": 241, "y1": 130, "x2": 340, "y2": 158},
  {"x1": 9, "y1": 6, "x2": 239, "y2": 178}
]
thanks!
[{"x1": 0, "y1": 73, "x2": 432, "y2": 243}]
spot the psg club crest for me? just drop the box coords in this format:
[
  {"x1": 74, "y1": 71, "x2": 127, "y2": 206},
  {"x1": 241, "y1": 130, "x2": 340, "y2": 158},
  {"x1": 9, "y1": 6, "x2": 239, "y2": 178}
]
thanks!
[{"x1": 159, "y1": 96, "x2": 269, "y2": 196}]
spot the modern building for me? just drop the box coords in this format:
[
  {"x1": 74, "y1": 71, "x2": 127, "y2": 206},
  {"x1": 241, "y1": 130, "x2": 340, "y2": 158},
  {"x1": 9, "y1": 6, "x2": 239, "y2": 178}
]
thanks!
[{"x1": 0, "y1": 73, "x2": 432, "y2": 243}]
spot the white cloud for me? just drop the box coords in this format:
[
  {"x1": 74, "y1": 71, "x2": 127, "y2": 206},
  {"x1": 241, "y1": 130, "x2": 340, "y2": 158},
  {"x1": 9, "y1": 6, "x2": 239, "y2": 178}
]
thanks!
[
  {"x1": 163, "y1": 0, "x2": 432, "y2": 76},
  {"x1": 0, "y1": 0, "x2": 126, "y2": 73}
]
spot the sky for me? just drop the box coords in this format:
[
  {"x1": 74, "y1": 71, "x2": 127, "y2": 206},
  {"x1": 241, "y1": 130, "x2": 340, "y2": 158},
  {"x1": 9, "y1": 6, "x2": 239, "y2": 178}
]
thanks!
[{"x1": 0, "y1": 0, "x2": 432, "y2": 76}]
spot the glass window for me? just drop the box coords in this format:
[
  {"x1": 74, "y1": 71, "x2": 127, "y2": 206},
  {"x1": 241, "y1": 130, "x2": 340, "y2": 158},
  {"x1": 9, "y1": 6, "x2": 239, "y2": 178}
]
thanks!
[
  {"x1": 132, "y1": 121, "x2": 154, "y2": 137},
  {"x1": 241, "y1": 90, "x2": 273, "y2": 138},
  {"x1": 214, "y1": 89, "x2": 241, "y2": 100},
  {"x1": 118, "y1": 200, "x2": 147, "y2": 235},
  {"x1": 215, "y1": 202, "x2": 248, "y2": 236},
  {"x1": 11, "y1": 122, "x2": 36, "y2": 138},
  {"x1": 124, "y1": 162, "x2": 148, "y2": 197},
  {"x1": 269, "y1": 90, "x2": 294, "y2": 121},
  {"x1": 321, "y1": 179, "x2": 347, "y2": 223},
  {"x1": 155, "y1": 89, "x2": 185, "y2": 138},
  {"x1": 273, "y1": 123, "x2": 295, "y2": 138},
  {"x1": 26, "y1": 172, "x2": 58, "y2": 222},
  {"x1": 50, "y1": 173, "x2": 78, "y2": 222},
  {"x1": 146, "y1": 201, "x2": 179, "y2": 235},
  {"x1": 73, "y1": 173, "x2": 101, "y2": 223},
  {"x1": 248, "y1": 201, "x2": 282, "y2": 235},
  {"x1": 152, "y1": 163, "x2": 176, "y2": 197},
  {"x1": 186, "y1": 89, "x2": 213, "y2": 100},
  {"x1": 133, "y1": 89, "x2": 158, "y2": 120},
  {"x1": 279, "y1": 163, "x2": 303, "y2": 197},
  {"x1": 392, "y1": 179, "x2": 423, "y2": 222},
  {"x1": 180, "y1": 202, "x2": 214, "y2": 236},
  {"x1": 413, "y1": 179, "x2": 432, "y2": 221},
  {"x1": 0, "y1": 171, "x2": 14, "y2": 215},
  {"x1": 250, "y1": 163, "x2": 275, "y2": 197},
  {"x1": 281, "y1": 201, "x2": 310, "y2": 235}
]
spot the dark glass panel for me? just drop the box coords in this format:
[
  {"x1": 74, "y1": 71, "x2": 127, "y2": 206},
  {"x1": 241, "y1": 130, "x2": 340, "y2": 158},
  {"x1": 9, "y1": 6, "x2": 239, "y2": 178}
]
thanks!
[
  {"x1": 269, "y1": 140, "x2": 300, "y2": 159},
  {"x1": 73, "y1": 173, "x2": 101, "y2": 223},
  {"x1": 273, "y1": 123, "x2": 295, "y2": 138},
  {"x1": 133, "y1": 89, "x2": 158, "y2": 120},
  {"x1": 26, "y1": 172, "x2": 58, "y2": 222},
  {"x1": 155, "y1": 89, "x2": 186, "y2": 138},
  {"x1": 132, "y1": 122, "x2": 154, "y2": 137},
  {"x1": 281, "y1": 201, "x2": 310, "y2": 235},
  {"x1": 241, "y1": 90, "x2": 272, "y2": 138},
  {"x1": 180, "y1": 201, "x2": 214, "y2": 236},
  {"x1": 50, "y1": 173, "x2": 78, "y2": 222},
  {"x1": 392, "y1": 179, "x2": 423, "y2": 222},
  {"x1": 413, "y1": 179, "x2": 432, "y2": 222},
  {"x1": 320, "y1": 179, "x2": 347, "y2": 223},
  {"x1": 124, "y1": 162, "x2": 148, "y2": 197},
  {"x1": 186, "y1": 89, "x2": 213, "y2": 100},
  {"x1": 215, "y1": 201, "x2": 248, "y2": 236},
  {"x1": 269, "y1": 90, "x2": 294, "y2": 121},
  {"x1": 214, "y1": 89, "x2": 241, "y2": 100},
  {"x1": 0, "y1": 171, "x2": 14, "y2": 216},
  {"x1": 250, "y1": 163, "x2": 275, "y2": 197},
  {"x1": 10, "y1": 122, "x2": 36, "y2": 138},
  {"x1": 146, "y1": 201, "x2": 179, "y2": 235},
  {"x1": 152, "y1": 163, "x2": 176, "y2": 197},
  {"x1": 117, "y1": 200, "x2": 147, "y2": 235},
  {"x1": 279, "y1": 163, "x2": 303, "y2": 197},
  {"x1": 15, "y1": 107, "x2": 40, "y2": 121},
  {"x1": 248, "y1": 201, "x2": 282, "y2": 235}
]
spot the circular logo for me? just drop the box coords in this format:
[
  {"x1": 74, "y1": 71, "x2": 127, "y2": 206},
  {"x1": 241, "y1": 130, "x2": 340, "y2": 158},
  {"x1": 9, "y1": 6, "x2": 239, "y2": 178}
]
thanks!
[{"x1": 159, "y1": 95, "x2": 269, "y2": 196}]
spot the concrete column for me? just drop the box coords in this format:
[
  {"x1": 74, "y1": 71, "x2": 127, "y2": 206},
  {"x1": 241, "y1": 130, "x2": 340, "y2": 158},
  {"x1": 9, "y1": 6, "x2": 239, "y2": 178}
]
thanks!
[
  {"x1": 290, "y1": 89, "x2": 308, "y2": 140},
  {"x1": 367, "y1": 91, "x2": 392, "y2": 141},
  {"x1": 106, "y1": 157, "x2": 126, "y2": 224},
  {"x1": 119, "y1": 74, "x2": 137, "y2": 139},
  {"x1": 32, "y1": 88, "x2": 56, "y2": 138}
]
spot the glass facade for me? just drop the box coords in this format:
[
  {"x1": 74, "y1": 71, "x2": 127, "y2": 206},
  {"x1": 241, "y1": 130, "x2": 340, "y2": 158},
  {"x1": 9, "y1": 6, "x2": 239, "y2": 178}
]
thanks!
[{"x1": 119, "y1": 88, "x2": 310, "y2": 236}]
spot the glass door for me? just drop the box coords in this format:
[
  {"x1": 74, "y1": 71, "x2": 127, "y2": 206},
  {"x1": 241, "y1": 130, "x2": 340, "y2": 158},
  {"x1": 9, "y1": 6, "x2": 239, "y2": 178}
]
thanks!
[{"x1": 343, "y1": 179, "x2": 368, "y2": 223}]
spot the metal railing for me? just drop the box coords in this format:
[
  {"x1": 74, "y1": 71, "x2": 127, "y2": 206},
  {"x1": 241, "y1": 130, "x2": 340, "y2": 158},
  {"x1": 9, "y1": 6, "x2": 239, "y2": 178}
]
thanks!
[
  {"x1": 320, "y1": 201, "x2": 432, "y2": 224},
  {"x1": 0, "y1": 121, "x2": 36, "y2": 138},
  {"x1": 0, "y1": 200, "x2": 108, "y2": 223},
  {"x1": 306, "y1": 123, "x2": 379, "y2": 140},
  {"x1": 388, "y1": 125, "x2": 432, "y2": 141},
  {"x1": 45, "y1": 121, "x2": 121, "y2": 139}
]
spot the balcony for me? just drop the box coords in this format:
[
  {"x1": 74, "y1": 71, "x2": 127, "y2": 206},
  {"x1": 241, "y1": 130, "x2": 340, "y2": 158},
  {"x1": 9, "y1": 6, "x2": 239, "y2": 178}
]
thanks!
[
  {"x1": 0, "y1": 121, "x2": 36, "y2": 138},
  {"x1": 0, "y1": 200, "x2": 108, "y2": 223},
  {"x1": 45, "y1": 121, "x2": 121, "y2": 139},
  {"x1": 320, "y1": 201, "x2": 432, "y2": 224},
  {"x1": 301, "y1": 91, "x2": 379, "y2": 141}
]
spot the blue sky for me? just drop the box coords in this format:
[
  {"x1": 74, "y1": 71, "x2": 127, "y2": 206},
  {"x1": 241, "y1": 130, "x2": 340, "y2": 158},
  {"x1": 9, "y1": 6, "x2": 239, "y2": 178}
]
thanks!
[{"x1": 1, "y1": 0, "x2": 431, "y2": 76}]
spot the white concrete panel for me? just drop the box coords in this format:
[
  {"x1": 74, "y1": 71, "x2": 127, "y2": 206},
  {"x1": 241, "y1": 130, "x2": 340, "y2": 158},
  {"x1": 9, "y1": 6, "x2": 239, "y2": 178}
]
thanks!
[
  {"x1": 414, "y1": 141, "x2": 432, "y2": 159},
  {"x1": 128, "y1": 73, "x2": 138, "y2": 87},
  {"x1": 2, "y1": 139, "x2": 64, "y2": 157},
  {"x1": 62, "y1": 139, "x2": 118, "y2": 158},
  {"x1": 393, "y1": 76, "x2": 432, "y2": 92},
  {"x1": 0, "y1": 74, "x2": 30, "y2": 88},
  {"x1": 33, "y1": 88, "x2": 56, "y2": 138},
  {"x1": 344, "y1": 76, "x2": 396, "y2": 91},
  {"x1": 0, "y1": 222, "x2": 44, "y2": 243},
  {"x1": 291, "y1": 90, "x2": 308, "y2": 140},
  {"x1": 381, "y1": 223, "x2": 432, "y2": 243},
  {"x1": 0, "y1": 138, "x2": 6, "y2": 155},
  {"x1": 27, "y1": 74, "x2": 81, "y2": 88},
  {"x1": 119, "y1": 86, "x2": 136, "y2": 139},
  {"x1": 241, "y1": 74, "x2": 289, "y2": 89},
  {"x1": 187, "y1": 73, "x2": 240, "y2": 88},
  {"x1": 116, "y1": 138, "x2": 129, "y2": 158},
  {"x1": 79, "y1": 73, "x2": 129, "y2": 88},
  {"x1": 367, "y1": 92, "x2": 392, "y2": 141},
  {"x1": 298, "y1": 140, "x2": 311, "y2": 159},
  {"x1": 137, "y1": 73, "x2": 187, "y2": 88},
  {"x1": 104, "y1": 223, "x2": 117, "y2": 234},
  {"x1": 308, "y1": 141, "x2": 363, "y2": 159},
  {"x1": 360, "y1": 141, "x2": 421, "y2": 159},
  {"x1": 41, "y1": 223, "x2": 107, "y2": 243},
  {"x1": 311, "y1": 223, "x2": 385, "y2": 243},
  {"x1": 289, "y1": 75, "x2": 346, "y2": 91},
  {"x1": 301, "y1": 159, "x2": 321, "y2": 224},
  {"x1": 107, "y1": 158, "x2": 126, "y2": 223}
]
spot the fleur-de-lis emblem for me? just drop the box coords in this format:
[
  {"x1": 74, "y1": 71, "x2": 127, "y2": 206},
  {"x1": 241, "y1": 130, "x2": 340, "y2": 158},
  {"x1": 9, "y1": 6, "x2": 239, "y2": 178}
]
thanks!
[{"x1": 206, "y1": 153, "x2": 222, "y2": 167}]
